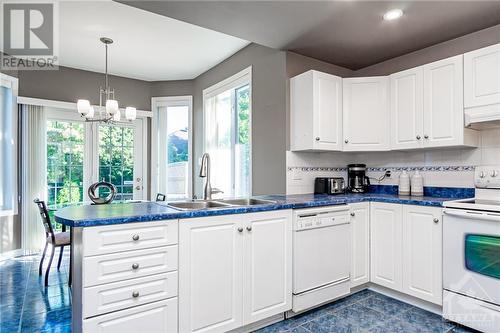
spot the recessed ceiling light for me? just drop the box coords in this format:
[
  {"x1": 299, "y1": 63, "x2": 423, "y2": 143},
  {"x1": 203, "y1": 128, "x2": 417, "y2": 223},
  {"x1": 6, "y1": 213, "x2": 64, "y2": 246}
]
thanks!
[{"x1": 383, "y1": 9, "x2": 403, "y2": 21}]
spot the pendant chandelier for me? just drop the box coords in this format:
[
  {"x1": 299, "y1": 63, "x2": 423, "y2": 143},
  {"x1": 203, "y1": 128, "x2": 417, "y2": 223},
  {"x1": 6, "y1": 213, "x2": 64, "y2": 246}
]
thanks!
[{"x1": 76, "y1": 37, "x2": 136, "y2": 123}]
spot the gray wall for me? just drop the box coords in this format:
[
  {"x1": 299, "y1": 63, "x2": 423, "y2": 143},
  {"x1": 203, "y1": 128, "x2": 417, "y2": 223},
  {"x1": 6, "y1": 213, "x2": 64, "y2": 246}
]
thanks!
[
  {"x1": 18, "y1": 66, "x2": 152, "y2": 110},
  {"x1": 150, "y1": 80, "x2": 194, "y2": 98},
  {"x1": 353, "y1": 24, "x2": 500, "y2": 76},
  {"x1": 193, "y1": 43, "x2": 287, "y2": 196}
]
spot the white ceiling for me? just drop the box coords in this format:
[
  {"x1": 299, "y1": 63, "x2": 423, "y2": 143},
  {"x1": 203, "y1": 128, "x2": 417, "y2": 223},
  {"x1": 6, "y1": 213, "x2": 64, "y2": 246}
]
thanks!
[{"x1": 58, "y1": 1, "x2": 250, "y2": 81}]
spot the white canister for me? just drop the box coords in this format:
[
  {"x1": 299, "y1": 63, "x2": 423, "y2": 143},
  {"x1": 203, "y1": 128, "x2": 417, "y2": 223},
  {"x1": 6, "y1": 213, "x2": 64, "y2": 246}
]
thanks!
[
  {"x1": 411, "y1": 170, "x2": 424, "y2": 196},
  {"x1": 398, "y1": 170, "x2": 410, "y2": 196}
]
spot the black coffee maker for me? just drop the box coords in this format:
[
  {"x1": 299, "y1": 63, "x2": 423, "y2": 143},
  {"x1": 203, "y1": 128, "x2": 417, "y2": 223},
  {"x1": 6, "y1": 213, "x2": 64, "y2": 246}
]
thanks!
[{"x1": 347, "y1": 164, "x2": 370, "y2": 193}]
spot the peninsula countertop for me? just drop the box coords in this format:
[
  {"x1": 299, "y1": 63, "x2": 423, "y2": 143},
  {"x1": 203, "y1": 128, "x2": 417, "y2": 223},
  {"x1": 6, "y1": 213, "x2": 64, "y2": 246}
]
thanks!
[{"x1": 54, "y1": 187, "x2": 473, "y2": 228}]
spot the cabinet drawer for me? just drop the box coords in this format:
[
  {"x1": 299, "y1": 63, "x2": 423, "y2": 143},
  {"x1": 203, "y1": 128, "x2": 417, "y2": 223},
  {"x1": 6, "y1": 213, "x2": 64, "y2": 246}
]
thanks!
[
  {"x1": 83, "y1": 220, "x2": 178, "y2": 257},
  {"x1": 83, "y1": 272, "x2": 178, "y2": 318},
  {"x1": 83, "y1": 246, "x2": 178, "y2": 287},
  {"x1": 83, "y1": 298, "x2": 178, "y2": 333}
]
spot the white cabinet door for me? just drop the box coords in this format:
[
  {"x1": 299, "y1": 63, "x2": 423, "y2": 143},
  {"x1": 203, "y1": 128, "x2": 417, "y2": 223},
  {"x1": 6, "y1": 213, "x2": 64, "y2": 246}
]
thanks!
[
  {"x1": 349, "y1": 202, "x2": 370, "y2": 288},
  {"x1": 243, "y1": 210, "x2": 292, "y2": 324},
  {"x1": 370, "y1": 202, "x2": 403, "y2": 291},
  {"x1": 423, "y1": 55, "x2": 464, "y2": 148},
  {"x1": 179, "y1": 216, "x2": 243, "y2": 333},
  {"x1": 83, "y1": 298, "x2": 178, "y2": 333},
  {"x1": 290, "y1": 70, "x2": 342, "y2": 151},
  {"x1": 343, "y1": 77, "x2": 390, "y2": 151},
  {"x1": 390, "y1": 67, "x2": 424, "y2": 150},
  {"x1": 464, "y1": 43, "x2": 500, "y2": 109},
  {"x1": 313, "y1": 72, "x2": 343, "y2": 151},
  {"x1": 402, "y1": 205, "x2": 443, "y2": 305}
]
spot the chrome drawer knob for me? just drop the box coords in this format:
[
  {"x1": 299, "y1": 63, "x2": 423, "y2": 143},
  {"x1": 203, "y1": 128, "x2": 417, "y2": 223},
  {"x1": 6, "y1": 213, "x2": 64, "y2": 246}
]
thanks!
[
  {"x1": 132, "y1": 263, "x2": 139, "y2": 270},
  {"x1": 350, "y1": 212, "x2": 355, "y2": 217},
  {"x1": 237, "y1": 227, "x2": 243, "y2": 233},
  {"x1": 132, "y1": 291, "x2": 140, "y2": 298},
  {"x1": 433, "y1": 218, "x2": 439, "y2": 223},
  {"x1": 132, "y1": 234, "x2": 140, "y2": 241},
  {"x1": 344, "y1": 139, "x2": 349, "y2": 144},
  {"x1": 416, "y1": 135, "x2": 421, "y2": 140},
  {"x1": 246, "y1": 226, "x2": 252, "y2": 232},
  {"x1": 424, "y1": 134, "x2": 429, "y2": 139},
  {"x1": 315, "y1": 137, "x2": 320, "y2": 141}
]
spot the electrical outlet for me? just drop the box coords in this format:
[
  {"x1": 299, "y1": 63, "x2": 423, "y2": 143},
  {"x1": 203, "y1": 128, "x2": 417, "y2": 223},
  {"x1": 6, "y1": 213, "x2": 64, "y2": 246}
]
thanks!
[{"x1": 384, "y1": 170, "x2": 391, "y2": 178}]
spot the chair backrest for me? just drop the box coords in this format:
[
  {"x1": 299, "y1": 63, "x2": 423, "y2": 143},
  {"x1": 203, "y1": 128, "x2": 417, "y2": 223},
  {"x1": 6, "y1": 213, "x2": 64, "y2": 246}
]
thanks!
[
  {"x1": 156, "y1": 193, "x2": 166, "y2": 202},
  {"x1": 34, "y1": 199, "x2": 55, "y2": 240}
]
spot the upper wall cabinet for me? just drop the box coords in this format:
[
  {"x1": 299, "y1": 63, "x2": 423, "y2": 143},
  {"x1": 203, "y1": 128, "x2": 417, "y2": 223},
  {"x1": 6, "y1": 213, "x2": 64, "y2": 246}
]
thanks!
[
  {"x1": 290, "y1": 70, "x2": 343, "y2": 151},
  {"x1": 390, "y1": 67, "x2": 424, "y2": 150},
  {"x1": 343, "y1": 77, "x2": 390, "y2": 151},
  {"x1": 391, "y1": 55, "x2": 478, "y2": 150},
  {"x1": 464, "y1": 43, "x2": 500, "y2": 123}
]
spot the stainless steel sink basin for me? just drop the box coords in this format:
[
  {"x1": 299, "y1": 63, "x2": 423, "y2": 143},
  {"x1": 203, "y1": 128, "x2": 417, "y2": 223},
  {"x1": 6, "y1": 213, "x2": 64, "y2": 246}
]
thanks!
[
  {"x1": 216, "y1": 198, "x2": 276, "y2": 206},
  {"x1": 166, "y1": 201, "x2": 232, "y2": 211}
]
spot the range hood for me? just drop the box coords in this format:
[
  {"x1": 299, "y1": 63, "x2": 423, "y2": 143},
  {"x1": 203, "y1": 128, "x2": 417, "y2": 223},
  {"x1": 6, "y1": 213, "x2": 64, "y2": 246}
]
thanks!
[{"x1": 465, "y1": 104, "x2": 500, "y2": 129}]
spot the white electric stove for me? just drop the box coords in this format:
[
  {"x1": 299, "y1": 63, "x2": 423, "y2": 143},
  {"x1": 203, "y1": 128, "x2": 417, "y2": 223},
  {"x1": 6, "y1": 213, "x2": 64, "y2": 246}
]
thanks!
[{"x1": 442, "y1": 166, "x2": 500, "y2": 333}]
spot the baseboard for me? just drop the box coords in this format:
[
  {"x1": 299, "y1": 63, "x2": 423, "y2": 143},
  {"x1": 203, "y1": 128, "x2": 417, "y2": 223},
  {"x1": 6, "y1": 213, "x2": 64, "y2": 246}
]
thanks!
[{"x1": 228, "y1": 313, "x2": 284, "y2": 333}]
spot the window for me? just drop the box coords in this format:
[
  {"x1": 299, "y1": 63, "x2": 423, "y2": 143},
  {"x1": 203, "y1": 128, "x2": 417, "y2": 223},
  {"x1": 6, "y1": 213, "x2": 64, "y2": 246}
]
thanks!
[
  {"x1": 0, "y1": 74, "x2": 18, "y2": 216},
  {"x1": 152, "y1": 96, "x2": 192, "y2": 200},
  {"x1": 203, "y1": 67, "x2": 252, "y2": 197}
]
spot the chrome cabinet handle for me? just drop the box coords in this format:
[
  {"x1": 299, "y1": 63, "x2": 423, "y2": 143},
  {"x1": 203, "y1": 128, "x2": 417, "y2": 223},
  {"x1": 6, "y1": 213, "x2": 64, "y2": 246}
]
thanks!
[
  {"x1": 416, "y1": 135, "x2": 421, "y2": 140},
  {"x1": 132, "y1": 291, "x2": 140, "y2": 298},
  {"x1": 132, "y1": 263, "x2": 139, "y2": 270},
  {"x1": 344, "y1": 139, "x2": 349, "y2": 144},
  {"x1": 350, "y1": 212, "x2": 355, "y2": 217},
  {"x1": 315, "y1": 137, "x2": 320, "y2": 141},
  {"x1": 237, "y1": 227, "x2": 243, "y2": 233},
  {"x1": 246, "y1": 226, "x2": 252, "y2": 232},
  {"x1": 433, "y1": 218, "x2": 439, "y2": 223},
  {"x1": 132, "y1": 234, "x2": 140, "y2": 241},
  {"x1": 424, "y1": 134, "x2": 429, "y2": 139}
]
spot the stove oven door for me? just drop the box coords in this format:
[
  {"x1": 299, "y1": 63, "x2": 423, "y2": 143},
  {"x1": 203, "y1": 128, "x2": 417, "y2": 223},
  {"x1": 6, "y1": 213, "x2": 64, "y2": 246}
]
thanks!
[{"x1": 443, "y1": 208, "x2": 500, "y2": 305}]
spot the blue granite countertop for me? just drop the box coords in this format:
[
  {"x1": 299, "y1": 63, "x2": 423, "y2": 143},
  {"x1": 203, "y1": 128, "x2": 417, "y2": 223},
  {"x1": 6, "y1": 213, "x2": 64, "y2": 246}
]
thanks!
[{"x1": 55, "y1": 186, "x2": 473, "y2": 228}]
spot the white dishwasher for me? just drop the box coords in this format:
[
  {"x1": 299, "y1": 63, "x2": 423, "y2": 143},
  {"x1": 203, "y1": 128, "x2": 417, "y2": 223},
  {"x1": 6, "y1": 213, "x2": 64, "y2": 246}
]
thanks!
[{"x1": 292, "y1": 205, "x2": 351, "y2": 313}]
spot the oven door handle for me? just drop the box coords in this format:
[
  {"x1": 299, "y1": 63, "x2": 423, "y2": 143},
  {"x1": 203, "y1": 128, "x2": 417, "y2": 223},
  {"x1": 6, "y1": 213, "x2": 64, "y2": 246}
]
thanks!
[{"x1": 443, "y1": 209, "x2": 500, "y2": 222}]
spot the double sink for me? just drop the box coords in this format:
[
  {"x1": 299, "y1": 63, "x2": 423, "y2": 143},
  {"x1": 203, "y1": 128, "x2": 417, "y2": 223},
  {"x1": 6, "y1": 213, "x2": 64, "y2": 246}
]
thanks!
[{"x1": 166, "y1": 198, "x2": 276, "y2": 211}]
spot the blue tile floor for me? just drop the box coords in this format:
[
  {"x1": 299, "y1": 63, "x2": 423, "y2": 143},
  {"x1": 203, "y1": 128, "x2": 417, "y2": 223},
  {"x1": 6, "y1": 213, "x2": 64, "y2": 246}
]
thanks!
[
  {"x1": 0, "y1": 254, "x2": 479, "y2": 333},
  {"x1": 0, "y1": 253, "x2": 71, "y2": 333},
  {"x1": 253, "y1": 289, "x2": 478, "y2": 333}
]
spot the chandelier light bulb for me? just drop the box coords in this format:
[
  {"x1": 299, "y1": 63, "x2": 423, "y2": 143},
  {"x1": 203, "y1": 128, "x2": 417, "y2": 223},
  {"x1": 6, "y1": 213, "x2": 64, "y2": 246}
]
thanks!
[
  {"x1": 77, "y1": 99, "x2": 90, "y2": 115},
  {"x1": 106, "y1": 99, "x2": 119, "y2": 115},
  {"x1": 125, "y1": 107, "x2": 137, "y2": 121},
  {"x1": 86, "y1": 106, "x2": 95, "y2": 119},
  {"x1": 113, "y1": 109, "x2": 121, "y2": 121}
]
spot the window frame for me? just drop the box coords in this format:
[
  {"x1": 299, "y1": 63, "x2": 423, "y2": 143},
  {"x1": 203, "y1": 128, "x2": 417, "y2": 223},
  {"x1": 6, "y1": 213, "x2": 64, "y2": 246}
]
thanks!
[
  {"x1": 0, "y1": 73, "x2": 19, "y2": 217},
  {"x1": 202, "y1": 66, "x2": 252, "y2": 197},
  {"x1": 151, "y1": 95, "x2": 193, "y2": 200}
]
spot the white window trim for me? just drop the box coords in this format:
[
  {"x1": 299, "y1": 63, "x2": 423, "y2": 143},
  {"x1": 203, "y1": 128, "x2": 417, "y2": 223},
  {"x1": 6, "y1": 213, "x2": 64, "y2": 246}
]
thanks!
[
  {"x1": 202, "y1": 66, "x2": 252, "y2": 197},
  {"x1": 151, "y1": 96, "x2": 193, "y2": 200},
  {"x1": 0, "y1": 73, "x2": 19, "y2": 217}
]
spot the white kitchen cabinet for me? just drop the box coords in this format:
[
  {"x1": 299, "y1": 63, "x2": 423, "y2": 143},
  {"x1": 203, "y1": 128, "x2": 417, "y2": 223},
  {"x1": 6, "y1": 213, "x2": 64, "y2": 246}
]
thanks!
[
  {"x1": 464, "y1": 43, "x2": 500, "y2": 116},
  {"x1": 243, "y1": 211, "x2": 292, "y2": 324},
  {"x1": 349, "y1": 202, "x2": 370, "y2": 288},
  {"x1": 343, "y1": 77, "x2": 390, "y2": 151},
  {"x1": 402, "y1": 205, "x2": 443, "y2": 305},
  {"x1": 370, "y1": 202, "x2": 403, "y2": 291},
  {"x1": 390, "y1": 67, "x2": 424, "y2": 150},
  {"x1": 178, "y1": 215, "x2": 244, "y2": 333},
  {"x1": 290, "y1": 70, "x2": 343, "y2": 151},
  {"x1": 423, "y1": 55, "x2": 466, "y2": 148},
  {"x1": 83, "y1": 298, "x2": 178, "y2": 333},
  {"x1": 179, "y1": 210, "x2": 292, "y2": 333}
]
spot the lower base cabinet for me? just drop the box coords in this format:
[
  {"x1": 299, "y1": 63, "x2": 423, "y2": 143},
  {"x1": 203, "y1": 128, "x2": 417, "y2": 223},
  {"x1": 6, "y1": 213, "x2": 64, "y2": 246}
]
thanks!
[
  {"x1": 83, "y1": 298, "x2": 178, "y2": 333},
  {"x1": 350, "y1": 202, "x2": 370, "y2": 288},
  {"x1": 179, "y1": 210, "x2": 292, "y2": 333},
  {"x1": 369, "y1": 202, "x2": 443, "y2": 305}
]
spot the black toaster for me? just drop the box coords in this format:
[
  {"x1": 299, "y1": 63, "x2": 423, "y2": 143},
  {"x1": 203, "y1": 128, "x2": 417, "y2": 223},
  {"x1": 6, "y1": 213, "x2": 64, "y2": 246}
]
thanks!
[{"x1": 314, "y1": 177, "x2": 346, "y2": 195}]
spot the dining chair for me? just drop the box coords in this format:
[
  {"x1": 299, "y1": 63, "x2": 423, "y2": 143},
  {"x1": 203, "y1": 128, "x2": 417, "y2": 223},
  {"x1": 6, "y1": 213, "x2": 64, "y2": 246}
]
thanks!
[
  {"x1": 34, "y1": 199, "x2": 71, "y2": 287},
  {"x1": 156, "y1": 193, "x2": 166, "y2": 202}
]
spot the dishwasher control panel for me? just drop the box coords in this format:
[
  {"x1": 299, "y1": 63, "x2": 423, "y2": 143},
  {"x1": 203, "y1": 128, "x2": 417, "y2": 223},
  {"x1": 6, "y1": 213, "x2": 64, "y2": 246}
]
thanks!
[{"x1": 294, "y1": 206, "x2": 350, "y2": 231}]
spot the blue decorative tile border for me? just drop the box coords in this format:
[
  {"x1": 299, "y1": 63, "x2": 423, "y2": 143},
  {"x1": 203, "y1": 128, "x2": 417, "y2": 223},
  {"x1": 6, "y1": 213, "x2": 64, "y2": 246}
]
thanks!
[{"x1": 287, "y1": 165, "x2": 476, "y2": 172}]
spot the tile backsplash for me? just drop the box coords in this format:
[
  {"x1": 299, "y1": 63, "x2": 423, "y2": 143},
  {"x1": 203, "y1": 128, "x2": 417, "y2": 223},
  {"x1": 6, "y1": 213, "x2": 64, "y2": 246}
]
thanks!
[{"x1": 286, "y1": 128, "x2": 500, "y2": 195}]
